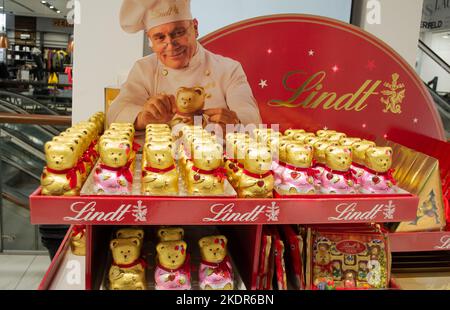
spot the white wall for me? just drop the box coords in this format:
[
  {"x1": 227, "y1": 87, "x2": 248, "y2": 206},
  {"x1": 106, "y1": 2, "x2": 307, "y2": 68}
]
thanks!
[
  {"x1": 191, "y1": 0, "x2": 352, "y2": 37},
  {"x1": 353, "y1": 0, "x2": 424, "y2": 68},
  {"x1": 72, "y1": 0, "x2": 143, "y2": 123}
]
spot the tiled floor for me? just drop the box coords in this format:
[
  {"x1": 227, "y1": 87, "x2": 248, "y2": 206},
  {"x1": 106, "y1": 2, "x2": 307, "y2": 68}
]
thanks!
[{"x1": 0, "y1": 255, "x2": 50, "y2": 290}]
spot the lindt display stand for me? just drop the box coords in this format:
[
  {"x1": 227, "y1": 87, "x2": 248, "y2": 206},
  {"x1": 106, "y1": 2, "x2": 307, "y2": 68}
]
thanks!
[{"x1": 31, "y1": 14, "x2": 448, "y2": 290}]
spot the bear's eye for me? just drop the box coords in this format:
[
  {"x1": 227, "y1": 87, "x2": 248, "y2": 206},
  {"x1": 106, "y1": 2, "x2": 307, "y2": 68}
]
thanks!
[
  {"x1": 119, "y1": 153, "x2": 122, "y2": 156},
  {"x1": 127, "y1": 250, "x2": 130, "y2": 253},
  {"x1": 120, "y1": 251, "x2": 123, "y2": 254},
  {"x1": 168, "y1": 255, "x2": 171, "y2": 259},
  {"x1": 176, "y1": 255, "x2": 179, "y2": 258},
  {"x1": 209, "y1": 249, "x2": 212, "y2": 252}
]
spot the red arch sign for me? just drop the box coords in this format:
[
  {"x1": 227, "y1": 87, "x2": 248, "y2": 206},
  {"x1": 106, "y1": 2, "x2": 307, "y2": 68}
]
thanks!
[{"x1": 200, "y1": 14, "x2": 446, "y2": 141}]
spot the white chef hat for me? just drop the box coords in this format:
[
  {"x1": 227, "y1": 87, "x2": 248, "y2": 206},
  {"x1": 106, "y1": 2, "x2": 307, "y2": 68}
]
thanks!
[{"x1": 120, "y1": 0, "x2": 193, "y2": 33}]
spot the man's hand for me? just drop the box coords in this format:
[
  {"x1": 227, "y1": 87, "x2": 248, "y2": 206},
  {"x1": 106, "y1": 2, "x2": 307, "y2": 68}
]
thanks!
[
  {"x1": 204, "y1": 108, "x2": 240, "y2": 132},
  {"x1": 134, "y1": 94, "x2": 176, "y2": 130}
]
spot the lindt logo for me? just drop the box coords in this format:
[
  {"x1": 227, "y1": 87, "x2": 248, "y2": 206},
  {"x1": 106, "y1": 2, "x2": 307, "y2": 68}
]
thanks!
[
  {"x1": 63, "y1": 201, "x2": 148, "y2": 222},
  {"x1": 336, "y1": 240, "x2": 367, "y2": 255},
  {"x1": 328, "y1": 200, "x2": 396, "y2": 221},
  {"x1": 434, "y1": 235, "x2": 450, "y2": 250},
  {"x1": 202, "y1": 202, "x2": 280, "y2": 223}
]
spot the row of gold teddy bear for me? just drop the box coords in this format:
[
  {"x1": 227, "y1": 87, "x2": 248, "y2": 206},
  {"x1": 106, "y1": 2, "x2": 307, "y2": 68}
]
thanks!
[
  {"x1": 93, "y1": 123, "x2": 140, "y2": 194},
  {"x1": 141, "y1": 124, "x2": 227, "y2": 196},
  {"x1": 109, "y1": 227, "x2": 233, "y2": 290},
  {"x1": 41, "y1": 112, "x2": 104, "y2": 196},
  {"x1": 224, "y1": 128, "x2": 397, "y2": 195}
]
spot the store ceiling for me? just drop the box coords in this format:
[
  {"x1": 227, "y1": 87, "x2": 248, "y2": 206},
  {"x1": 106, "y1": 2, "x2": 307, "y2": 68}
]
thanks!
[{"x1": 2, "y1": 0, "x2": 71, "y2": 18}]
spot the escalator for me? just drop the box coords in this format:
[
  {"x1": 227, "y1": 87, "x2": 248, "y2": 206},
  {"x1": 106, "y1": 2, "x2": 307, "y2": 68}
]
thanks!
[
  {"x1": 0, "y1": 102, "x2": 63, "y2": 209},
  {"x1": 416, "y1": 40, "x2": 450, "y2": 139}
]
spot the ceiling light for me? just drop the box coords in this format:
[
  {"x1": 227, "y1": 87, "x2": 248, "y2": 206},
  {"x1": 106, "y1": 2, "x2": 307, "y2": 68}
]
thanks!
[
  {"x1": 56, "y1": 10, "x2": 60, "y2": 13},
  {"x1": 443, "y1": 35, "x2": 449, "y2": 39},
  {"x1": 41, "y1": 1, "x2": 46, "y2": 3},
  {"x1": 49, "y1": 5, "x2": 54, "y2": 9}
]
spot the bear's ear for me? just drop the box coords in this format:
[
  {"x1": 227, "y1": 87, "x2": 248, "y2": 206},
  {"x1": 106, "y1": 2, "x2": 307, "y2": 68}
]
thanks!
[
  {"x1": 110, "y1": 239, "x2": 120, "y2": 250},
  {"x1": 70, "y1": 146, "x2": 74, "y2": 152},
  {"x1": 102, "y1": 141, "x2": 109, "y2": 148},
  {"x1": 386, "y1": 148, "x2": 392, "y2": 156},
  {"x1": 219, "y1": 235, "x2": 228, "y2": 245},
  {"x1": 130, "y1": 237, "x2": 140, "y2": 247},
  {"x1": 117, "y1": 231, "x2": 123, "y2": 238},
  {"x1": 198, "y1": 237, "x2": 210, "y2": 248},
  {"x1": 136, "y1": 231, "x2": 144, "y2": 239},
  {"x1": 158, "y1": 229, "x2": 166, "y2": 238},
  {"x1": 168, "y1": 144, "x2": 172, "y2": 149},
  {"x1": 45, "y1": 142, "x2": 52, "y2": 150},
  {"x1": 176, "y1": 87, "x2": 186, "y2": 97},
  {"x1": 156, "y1": 243, "x2": 165, "y2": 254},
  {"x1": 194, "y1": 87, "x2": 204, "y2": 96}
]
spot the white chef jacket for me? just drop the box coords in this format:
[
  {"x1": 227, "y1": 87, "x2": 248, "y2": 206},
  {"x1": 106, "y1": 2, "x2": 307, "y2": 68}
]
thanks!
[{"x1": 107, "y1": 42, "x2": 262, "y2": 128}]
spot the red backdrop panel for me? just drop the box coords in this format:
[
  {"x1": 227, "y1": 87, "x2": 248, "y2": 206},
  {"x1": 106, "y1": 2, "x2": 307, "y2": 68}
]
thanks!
[{"x1": 200, "y1": 14, "x2": 445, "y2": 141}]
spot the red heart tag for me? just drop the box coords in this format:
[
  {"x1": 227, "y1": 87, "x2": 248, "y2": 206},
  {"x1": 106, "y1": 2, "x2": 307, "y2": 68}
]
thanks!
[
  {"x1": 327, "y1": 173, "x2": 333, "y2": 180},
  {"x1": 233, "y1": 167, "x2": 239, "y2": 173},
  {"x1": 194, "y1": 174, "x2": 200, "y2": 181},
  {"x1": 372, "y1": 176, "x2": 380, "y2": 184},
  {"x1": 257, "y1": 180, "x2": 264, "y2": 187},
  {"x1": 229, "y1": 163, "x2": 235, "y2": 169},
  {"x1": 95, "y1": 168, "x2": 102, "y2": 174},
  {"x1": 291, "y1": 172, "x2": 299, "y2": 179},
  {"x1": 168, "y1": 274, "x2": 175, "y2": 281}
]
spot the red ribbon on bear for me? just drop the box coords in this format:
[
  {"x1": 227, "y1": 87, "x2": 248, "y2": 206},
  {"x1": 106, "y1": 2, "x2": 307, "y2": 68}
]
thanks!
[
  {"x1": 277, "y1": 162, "x2": 320, "y2": 177},
  {"x1": 242, "y1": 169, "x2": 274, "y2": 179},
  {"x1": 45, "y1": 167, "x2": 78, "y2": 189},
  {"x1": 81, "y1": 152, "x2": 93, "y2": 165},
  {"x1": 99, "y1": 160, "x2": 133, "y2": 183},
  {"x1": 324, "y1": 167, "x2": 358, "y2": 184},
  {"x1": 364, "y1": 168, "x2": 397, "y2": 185},
  {"x1": 76, "y1": 159, "x2": 86, "y2": 174},
  {"x1": 132, "y1": 141, "x2": 141, "y2": 152},
  {"x1": 201, "y1": 255, "x2": 231, "y2": 276},
  {"x1": 192, "y1": 166, "x2": 227, "y2": 182},
  {"x1": 143, "y1": 164, "x2": 176, "y2": 175},
  {"x1": 72, "y1": 225, "x2": 85, "y2": 238}
]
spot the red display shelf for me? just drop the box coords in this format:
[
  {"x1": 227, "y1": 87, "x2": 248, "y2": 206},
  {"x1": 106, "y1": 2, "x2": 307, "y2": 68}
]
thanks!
[
  {"x1": 389, "y1": 229, "x2": 450, "y2": 252},
  {"x1": 30, "y1": 187, "x2": 418, "y2": 225}
]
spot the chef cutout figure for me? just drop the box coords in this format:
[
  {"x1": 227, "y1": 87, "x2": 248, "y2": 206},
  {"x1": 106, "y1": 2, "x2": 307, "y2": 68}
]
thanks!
[{"x1": 108, "y1": 0, "x2": 262, "y2": 138}]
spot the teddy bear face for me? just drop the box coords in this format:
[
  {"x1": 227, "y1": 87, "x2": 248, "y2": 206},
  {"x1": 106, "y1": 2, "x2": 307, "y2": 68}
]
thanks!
[
  {"x1": 286, "y1": 143, "x2": 314, "y2": 168},
  {"x1": 292, "y1": 132, "x2": 315, "y2": 143},
  {"x1": 245, "y1": 145, "x2": 272, "y2": 174},
  {"x1": 315, "y1": 243, "x2": 331, "y2": 266},
  {"x1": 192, "y1": 143, "x2": 223, "y2": 171},
  {"x1": 199, "y1": 235, "x2": 228, "y2": 264},
  {"x1": 116, "y1": 228, "x2": 144, "y2": 240},
  {"x1": 284, "y1": 129, "x2": 305, "y2": 137},
  {"x1": 326, "y1": 133, "x2": 347, "y2": 143},
  {"x1": 100, "y1": 140, "x2": 131, "y2": 168},
  {"x1": 325, "y1": 146, "x2": 352, "y2": 171},
  {"x1": 158, "y1": 227, "x2": 184, "y2": 242},
  {"x1": 313, "y1": 141, "x2": 338, "y2": 163},
  {"x1": 316, "y1": 130, "x2": 336, "y2": 137},
  {"x1": 304, "y1": 136, "x2": 322, "y2": 147},
  {"x1": 351, "y1": 141, "x2": 376, "y2": 164},
  {"x1": 157, "y1": 240, "x2": 187, "y2": 270},
  {"x1": 145, "y1": 143, "x2": 174, "y2": 169},
  {"x1": 365, "y1": 147, "x2": 393, "y2": 173},
  {"x1": 339, "y1": 137, "x2": 362, "y2": 147},
  {"x1": 45, "y1": 141, "x2": 78, "y2": 170},
  {"x1": 52, "y1": 137, "x2": 83, "y2": 157},
  {"x1": 176, "y1": 87, "x2": 206, "y2": 114},
  {"x1": 110, "y1": 237, "x2": 141, "y2": 265}
]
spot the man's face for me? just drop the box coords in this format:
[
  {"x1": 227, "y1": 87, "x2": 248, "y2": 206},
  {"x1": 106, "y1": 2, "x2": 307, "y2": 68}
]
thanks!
[{"x1": 148, "y1": 19, "x2": 198, "y2": 69}]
